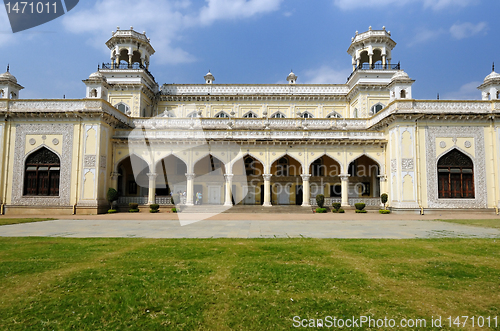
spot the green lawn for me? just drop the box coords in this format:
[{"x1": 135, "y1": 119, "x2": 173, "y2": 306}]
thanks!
[
  {"x1": 436, "y1": 219, "x2": 500, "y2": 229},
  {"x1": 0, "y1": 238, "x2": 499, "y2": 330},
  {"x1": 0, "y1": 218, "x2": 55, "y2": 226}
]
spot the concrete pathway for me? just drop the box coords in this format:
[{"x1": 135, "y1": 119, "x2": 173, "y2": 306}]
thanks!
[{"x1": 1, "y1": 219, "x2": 499, "y2": 238}]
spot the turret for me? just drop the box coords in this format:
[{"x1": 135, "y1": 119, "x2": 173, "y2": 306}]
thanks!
[
  {"x1": 0, "y1": 66, "x2": 24, "y2": 99},
  {"x1": 478, "y1": 64, "x2": 500, "y2": 100}
]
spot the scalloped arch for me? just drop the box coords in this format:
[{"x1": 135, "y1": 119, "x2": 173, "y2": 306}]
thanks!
[{"x1": 306, "y1": 152, "x2": 343, "y2": 173}]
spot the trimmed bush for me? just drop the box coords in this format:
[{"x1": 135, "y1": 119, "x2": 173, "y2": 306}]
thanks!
[
  {"x1": 129, "y1": 209, "x2": 139, "y2": 213},
  {"x1": 379, "y1": 209, "x2": 391, "y2": 214},
  {"x1": 106, "y1": 188, "x2": 118, "y2": 210},
  {"x1": 129, "y1": 203, "x2": 139, "y2": 210},
  {"x1": 171, "y1": 207, "x2": 178, "y2": 213},
  {"x1": 107, "y1": 209, "x2": 117, "y2": 214},
  {"x1": 150, "y1": 203, "x2": 160, "y2": 213},
  {"x1": 355, "y1": 209, "x2": 368, "y2": 213},
  {"x1": 315, "y1": 207, "x2": 327, "y2": 213},
  {"x1": 338, "y1": 208, "x2": 345, "y2": 213},
  {"x1": 332, "y1": 202, "x2": 341, "y2": 211},
  {"x1": 354, "y1": 203, "x2": 366, "y2": 211},
  {"x1": 316, "y1": 194, "x2": 325, "y2": 208},
  {"x1": 381, "y1": 193, "x2": 388, "y2": 209}
]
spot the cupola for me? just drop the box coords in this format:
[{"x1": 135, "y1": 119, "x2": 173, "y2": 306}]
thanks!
[
  {"x1": 204, "y1": 71, "x2": 215, "y2": 84},
  {"x1": 287, "y1": 70, "x2": 297, "y2": 84},
  {"x1": 0, "y1": 65, "x2": 24, "y2": 99},
  {"x1": 387, "y1": 70, "x2": 414, "y2": 102},
  {"x1": 478, "y1": 63, "x2": 500, "y2": 100},
  {"x1": 82, "y1": 68, "x2": 109, "y2": 99}
]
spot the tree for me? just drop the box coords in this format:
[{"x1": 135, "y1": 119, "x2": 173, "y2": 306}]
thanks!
[
  {"x1": 316, "y1": 194, "x2": 325, "y2": 208},
  {"x1": 381, "y1": 193, "x2": 388, "y2": 210},
  {"x1": 107, "y1": 188, "x2": 118, "y2": 209}
]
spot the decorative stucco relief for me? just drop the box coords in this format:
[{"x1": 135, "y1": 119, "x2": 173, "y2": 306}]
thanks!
[
  {"x1": 425, "y1": 126, "x2": 486, "y2": 208},
  {"x1": 12, "y1": 124, "x2": 74, "y2": 206},
  {"x1": 84, "y1": 155, "x2": 96, "y2": 168},
  {"x1": 401, "y1": 158, "x2": 414, "y2": 170}
]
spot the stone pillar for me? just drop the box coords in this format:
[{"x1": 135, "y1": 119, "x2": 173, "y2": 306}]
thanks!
[
  {"x1": 340, "y1": 174, "x2": 350, "y2": 207},
  {"x1": 263, "y1": 174, "x2": 272, "y2": 207},
  {"x1": 111, "y1": 57, "x2": 115, "y2": 69},
  {"x1": 224, "y1": 174, "x2": 234, "y2": 206},
  {"x1": 147, "y1": 173, "x2": 157, "y2": 204},
  {"x1": 301, "y1": 174, "x2": 311, "y2": 207},
  {"x1": 128, "y1": 53, "x2": 133, "y2": 67},
  {"x1": 382, "y1": 55, "x2": 386, "y2": 69},
  {"x1": 185, "y1": 173, "x2": 195, "y2": 206},
  {"x1": 110, "y1": 172, "x2": 120, "y2": 190}
]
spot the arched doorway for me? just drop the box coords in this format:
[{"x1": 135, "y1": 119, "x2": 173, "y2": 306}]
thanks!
[
  {"x1": 348, "y1": 155, "x2": 380, "y2": 201},
  {"x1": 309, "y1": 155, "x2": 341, "y2": 205},
  {"x1": 154, "y1": 155, "x2": 187, "y2": 203},
  {"x1": 193, "y1": 154, "x2": 226, "y2": 205},
  {"x1": 24, "y1": 147, "x2": 60, "y2": 196},
  {"x1": 232, "y1": 155, "x2": 264, "y2": 205},
  {"x1": 437, "y1": 149, "x2": 474, "y2": 198},
  {"x1": 270, "y1": 155, "x2": 302, "y2": 205},
  {"x1": 116, "y1": 155, "x2": 149, "y2": 204}
]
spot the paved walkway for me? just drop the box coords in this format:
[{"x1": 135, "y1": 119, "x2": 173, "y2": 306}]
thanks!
[{"x1": 1, "y1": 219, "x2": 499, "y2": 238}]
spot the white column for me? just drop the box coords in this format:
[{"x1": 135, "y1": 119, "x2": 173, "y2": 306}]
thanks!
[
  {"x1": 263, "y1": 174, "x2": 272, "y2": 207},
  {"x1": 340, "y1": 174, "x2": 350, "y2": 207},
  {"x1": 301, "y1": 174, "x2": 311, "y2": 207},
  {"x1": 382, "y1": 55, "x2": 386, "y2": 69},
  {"x1": 224, "y1": 174, "x2": 234, "y2": 206},
  {"x1": 185, "y1": 173, "x2": 195, "y2": 206},
  {"x1": 147, "y1": 173, "x2": 157, "y2": 204}
]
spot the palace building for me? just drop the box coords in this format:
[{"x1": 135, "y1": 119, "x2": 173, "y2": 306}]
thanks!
[{"x1": 1, "y1": 26, "x2": 499, "y2": 215}]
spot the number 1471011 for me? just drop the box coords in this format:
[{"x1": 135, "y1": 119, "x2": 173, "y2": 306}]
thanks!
[
  {"x1": 5, "y1": 2, "x2": 58, "y2": 14},
  {"x1": 447, "y1": 316, "x2": 498, "y2": 328}
]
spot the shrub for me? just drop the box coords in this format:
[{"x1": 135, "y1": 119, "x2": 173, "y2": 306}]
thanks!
[
  {"x1": 379, "y1": 209, "x2": 391, "y2": 214},
  {"x1": 129, "y1": 203, "x2": 139, "y2": 210},
  {"x1": 315, "y1": 207, "x2": 327, "y2": 213},
  {"x1": 381, "y1": 193, "x2": 388, "y2": 209},
  {"x1": 106, "y1": 188, "x2": 118, "y2": 209},
  {"x1": 129, "y1": 209, "x2": 139, "y2": 213},
  {"x1": 338, "y1": 208, "x2": 345, "y2": 213},
  {"x1": 171, "y1": 207, "x2": 178, "y2": 213},
  {"x1": 316, "y1": 194, "x2": 325, "y2": 208},
  {"x1": 332, "y1": 202, "x2": 341, "y2": 211},
  {"x1": 354, "y1": 203, "x2": 366, "y2": 211},
  {"x1": 355, "y1": 209, "x2": 367, "y2": 213},
  {"x1": 107, "y1": 209, "x2": 117, "y2": 214}
]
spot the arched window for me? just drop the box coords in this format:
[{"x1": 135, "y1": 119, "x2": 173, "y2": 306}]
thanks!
[
  {"x1": 370, "y1": 103, "x2": 384, "y2": 115},
  {"x1": 215, "y1": 112, "x2": 229, "y2": 118},
  {"x1": 24, "y1": 147, "x2": 60, "y2": 196},
  {"x1": 301, "y1": 112, "x2": 313, "y2": 118},
  {"x1": 400, "y1": 89, "x2": 406, "y2": 98},
  {"x1": 276, "y1": 157, "x2": 288, "y2": 176},
  {"x1": 0, "y1": 90, "x2": 4, "y2": 98},
  {"x1": 311, "y1": 158, "x2": 323, "y2": 176},
  {"x1": 243, "y1": 112, "x2": 257, "y2": 118},
  {"x1": 187, "y1": 112, "x2": 198, "y2": 118},
  {"x1": 437, "y1": 149, "x2": 474, "y2": 198},
  {"x1": 115, "y1": 102, "x2": 130, "y2": 115},
  {"x1": 89, "y1": 89, "x2": 98, "y2": 98},
  {"x1": 271, "y1": 112, "x2": 285, "y2": 118},
  {"x1": 326, "y1": 111, "x2": 342, "y2": 118}
]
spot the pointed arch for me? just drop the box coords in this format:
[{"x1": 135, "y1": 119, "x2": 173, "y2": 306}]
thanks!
[
  {"x1": 307, "y1": 153, "x2": 343, "y2": 176},
  {"x1": 114, "y1": 102, "x2": 130, "y2": 115},
  {"x1": 347, "y1": 154, "x2": 381, "y2": 177},
  {"x1": 269, "y1": 153, "x2": 304, "y2": 176},
  {"x1": 437, "y1": 148, "x2": 474, "y2": 198},
  {"x1": 326, "y1": 111, "x2": 342, "y2": 118},
  {"x1": 242, "y1": 111, "x2": 258, "y2": 118},
  {"x1": 270, "y1": 111, "x2": 286, "y2": 118},
  {"x1": 187, "y1": 111, "x2": 199, "y2": 118},
  {"x1": 214, "y1": 111, "x2": 229, "y2": 118},
  {"x1": 24, "y1": 146, "x2": 61, "y2": 196},
  {"x1": 193, "y1": 154, "x2": 226, "y2": 177},
  {"x1": 114, "y1": 153, "x2": 151, "y2": 173},
  {"x1": 229, "y1": 151, "x2": 266, "y2": 173},
  {"x1": 301, "y1": 111, "x2": 314, "y2": 118},
  {"x1": 370, "y1": 102, "x2": 385, "y2": 115}
]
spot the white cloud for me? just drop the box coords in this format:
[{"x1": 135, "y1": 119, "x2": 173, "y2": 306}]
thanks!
[
  {"x1": 333, "y1": 0, "x2": 473, "y2": 10},
  {"x1": 199, "y1": 0, "x2": 282, "y2": 25},
  {"x1": 302, "y1": 66, "x2": 351, "y2": 84},
  {"x1": 450, "y1": 22, "x2": 487, "y2": 40},
  {"x1": 62, "y1": 0, "x2": 282, "y2": 64},
  {"x1": 442, "y1": 81, "x2": 482, "y2": 100},
  {"x1": 408, "y1": 27, "x2": 446, "y2": 46}
]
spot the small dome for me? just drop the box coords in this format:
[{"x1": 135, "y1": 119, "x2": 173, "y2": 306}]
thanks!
[
  {"x1": 0, "y1": 71, "x2": 17, "y2": 83},
  {"x1": 484, "y1": 71, "x2": 500, "y2": 83},
  {"x1": 286, "y1": 70, "x2": 297, "y2": 83},
  {"x1": 391, "y1": 70, "x2": 410, "y2": 81},
  {"x1": 89, "y1": 71, "x2": 106, "y2": 81}
]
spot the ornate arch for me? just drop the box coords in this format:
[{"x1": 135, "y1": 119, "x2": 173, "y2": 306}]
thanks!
[
  {"x1": 306, "y1": 152, "x2": 344, "y2": 174},
  {"x1": 347, "y1": 153, "x2": 383, "y2": 174},
  {"x1": 229, "y1": 151, "x2": 266, "y2": 173},
  {"x1": 242, "y1": 111, "x2": 258, "y2": 118},
  {"x1": 114, "y1": 153, "x2": 151, "y2": 173},
  {"x1": 326, "y1": 111, "x2": 342, "y2": 118},
  {"x1": 269, "y1": 152, "x2": 304, "y2": 174},
  {"x1": 270, "y1": 111, "x2": 286, "y2": 119},
  {"x1": 214, "y1": 111, "x2": 229, "y2": 118},
  {"x1": 152, "y1": 153, "x2": 188, "y2": 171}
]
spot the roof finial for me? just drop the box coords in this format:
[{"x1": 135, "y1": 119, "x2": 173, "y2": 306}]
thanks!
[
  {"x1": 437, "y1": 93, "x2": 440, "y2": 100},
  {"x1": 493, "y1": 62, "x2": 495, "y2": 72},
  {"x1": 7, "y1": 64, "x2": 9, "y2": 72}
]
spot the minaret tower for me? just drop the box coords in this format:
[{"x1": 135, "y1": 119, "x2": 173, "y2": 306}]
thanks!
[{"x1": 97, "y1": 26, "x2": 159, "y2": 117}]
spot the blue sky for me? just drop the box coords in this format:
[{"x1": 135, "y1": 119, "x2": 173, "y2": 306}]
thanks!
[{"x1": 1, "y1": 0, "x2": 498, "y2": 100}]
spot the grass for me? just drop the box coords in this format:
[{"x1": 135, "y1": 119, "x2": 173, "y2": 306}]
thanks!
[
  {"x1": 0, "y1": 238, "x2": 499, "y2": 330},
  {"x1": 436, "y1": 219, "x2": 500, "y2": 229},
  {"x1": 0, "y1": 218, "x2": 55, "y2": 226}
]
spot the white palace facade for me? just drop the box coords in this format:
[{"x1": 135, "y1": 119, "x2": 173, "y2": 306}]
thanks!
[{"x1": 1, "y1": 27, "x2": 500, "y2": 215}]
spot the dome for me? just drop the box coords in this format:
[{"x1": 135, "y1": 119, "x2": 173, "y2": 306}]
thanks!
[
  {"x1": 89, "y1": 71, "x2": 106, "y2": 81},
  {"x1": 484, "y1": 71, "x2": 500, "y2": 83},
  {"x1": 0, "y1": 71, "x2": 17, "y2": 83},
  {"x1": 391, "y1": 70, "x2": 410, "y2": 81}
]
